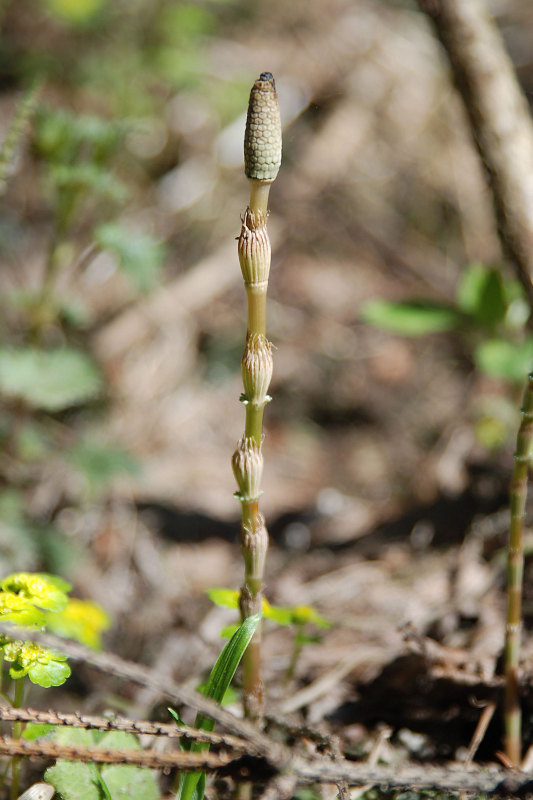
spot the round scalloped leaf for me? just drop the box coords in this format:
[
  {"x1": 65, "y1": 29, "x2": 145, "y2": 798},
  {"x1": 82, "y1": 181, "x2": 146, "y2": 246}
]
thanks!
[
  {"x1": 27, "y1": 657, "x2": 71, "y2": 687},
  {"x1": 100, "y1": 764, "x2": 159, "y2": 800},
  {"x1": 45, "y1": 760, "x2": 101, "y2": 800},
  {"x1": 0, "y1": 347, "x2": 102, "y2": 411},
  {"x1": 3, "y1": 641, "x2": 71, "y2": 687}
]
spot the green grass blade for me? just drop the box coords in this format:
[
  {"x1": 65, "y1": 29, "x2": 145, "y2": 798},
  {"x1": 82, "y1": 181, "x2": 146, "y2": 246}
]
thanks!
[{"x1": 174, "y1": 612, "x2": 261, "y2": 800}]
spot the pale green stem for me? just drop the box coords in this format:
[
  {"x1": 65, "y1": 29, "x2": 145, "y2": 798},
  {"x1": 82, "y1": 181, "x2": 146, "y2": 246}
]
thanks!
[
  {"x1": 504, "y1": 373, "x2": 533, "y2": 765},
  {"x1": 10, "y1": 677, "x2": 25, "y2": 800},
  {"x1": 237, "y1": 179, "x2": 274, "y2": 725},
  {"x1": 249, "y1": 179, "x2": 271, "y2": 217}
]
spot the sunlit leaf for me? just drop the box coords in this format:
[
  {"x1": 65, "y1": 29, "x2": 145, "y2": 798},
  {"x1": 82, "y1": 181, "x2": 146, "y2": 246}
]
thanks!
[
  {"x1": 475, "y1": 338, "x2": 533, "y2": 382},
  {"x1": 45, "y1": 598, "x2": 111, "y2": 650},
  {"x1": 456, "y1": 264, "x2": 507, "y2": 326},
  {"x1": 94, "y1": 222, "x2": 165, "y2": 291},
  {"x1": 206, "y1": 587, "x2": 239, "y2": 609},
  {"x1": 45, "y1": 759, "x2": 100, "y2": 800},
  {"x1": 173, "y1": 613, "x2": 261, "y2": 800},
  {"x1": 362, "y1": 300, "x2": 459, "y2": 336},
  {"x1": 42, "y1": 0, "x2": 107, "y2": 27},
  {"x1": 0, "y1": 347, "x2": 102, "y2": 411}
]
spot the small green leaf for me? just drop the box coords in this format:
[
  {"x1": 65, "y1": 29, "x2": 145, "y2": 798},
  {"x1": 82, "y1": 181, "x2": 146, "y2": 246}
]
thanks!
[
  {"x1": 362, "y1": 300, "x2": 459, "y2": 337},
  {"x1": 475, "y1": 338, "x2": 533, "y2": 382},
  {"x1": 53, "y1": 727, "x2": 96, "y2": 747},
  {"x1": 94, "y1": 222, "x2": 165, "y2": 291},
  {"x1": 45, "y1": 760, "x2": 101, "y2": 800},
  {"x1": 219, "y1": 624, "x2": 239, "y2": 639},
  {"x1": 96, "y1": 773, "x2": 113, "y2": 800},
  {"x1": 196, "y1": 682, "x2": 237, "y2": 707},
  {"x1": 456, "y1": 264, "x2": 507, "y2": 326},
  {"x1": 99, "y1": 764, "x2": 159, "y2": 800},
  {"x1": 206, "y1": 588, "x2": 239, "y2": 609},
  {"x1": 262, "y1": 600, "x2": 292, "y2": 626},
  {"x1": 45, "y1": 598, "x2": 111, "y2": 650},
  {"x1": 174, "y1": 613, "x2": 261, "y2": 800},
  {"x1": 2, "y1": 640, "x2": 71, "y2": 687},
  {"x1": 0, "y1": 347, "x2": 102, "y2": 411},
  {"x1": 50, "y1": 164, "x2": 127, "y2": 204},
  {"x1": 97, "y1": 732, "x2": 159, "y2": 800},
  {"x1": 22, "y1": 722, "x2": 55, "y2": 740},
  {"x1": 290, "y1": 605, "x2": 331, "y2": 629},
  {"x1": 68, "y1": 440, "x2": 139, "y2": 496},
  {"x1": 28, "y1": 657, "x2": 71, "y2": 687},
  {"x1": 199, "y1": 612, "x2": 261, "y2": 714},
  {"x1": 43, "y1": 0, "x2": 107, "y2": 27}
]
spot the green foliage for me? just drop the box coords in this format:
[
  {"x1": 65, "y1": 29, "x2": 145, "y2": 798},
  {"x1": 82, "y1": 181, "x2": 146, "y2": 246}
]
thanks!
[
  {"x1": 34, "y1": 107, "x2": 124, "y2": 167},
  {"x1": 171, "y1": 613, "x2": 262, "y2": 800},
  {"x1": 0, "y1": 347, "x2": 102, "y2": 412},
  {"x1": 44, "y1": 598, "x2": 111, "y2": 649},
  {"x1": 94, "y1": 222, "x2": 165, "y2": 292},
  {"x1": 3, "y1": 641, "x2": 70, "y2": 686},
  {"x1": 456, "y1": 264, "x2": 507, "y2": 325},
  {"x1": 362, "y1": 300, "x2": 459, "y2": 337},
  {"x1": 43, "y1": 727, "x2": 159, "y2": 800},
  {"x1": 1, "y1": 571, "x2": 70, "y2": 610},
  {"x1": 474, "y1": 338, "x2": 533, "y2": 382},
  {"x1": 0, "y1": 571, "x2": 109, "y2": 687},
  {"x1": 68, "y1": 440, "x2": 140, "y2": 498},
  {"x1": 42, "y1": 0, "x2": 108, "y2": 27},
  {"x1": 363, "y1": 263, "x2": 533, "y2": 383},
  {"x1": 207, "y1": 587, "x2": 330, "y2": 630},
  {"x1": 45, "y1": 759, "x2": 101, "y2": 800}
]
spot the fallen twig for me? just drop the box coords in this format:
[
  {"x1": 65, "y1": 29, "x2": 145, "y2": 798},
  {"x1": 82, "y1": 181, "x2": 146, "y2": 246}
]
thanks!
[
  {"x1": 418, "y1": 0, "x2": 533, "y2": 310},
  {"x1": 0, "y1": 706, "x2": 248, "y2": 752}
]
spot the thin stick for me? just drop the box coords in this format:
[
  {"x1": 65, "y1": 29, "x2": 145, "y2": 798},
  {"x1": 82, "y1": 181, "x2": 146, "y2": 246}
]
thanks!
[
  {"x1": 0, "y1": 735, "x2": 230, "y2": 772},
  {"x1": 233, "y1": 73, "x2": 281, "y2": 726},
  {"x1": 417, "y1": 0, "x2": 533, "y2": 312},
  {"x1": 504, "y1": 375, "x2": 533, "y2": 764},
  {"x1": 465, "y1": 701, "x2": 496, "y2": 766},
  {"x1": 0, "y1": 706, "x2": 249, "y2": 751}
]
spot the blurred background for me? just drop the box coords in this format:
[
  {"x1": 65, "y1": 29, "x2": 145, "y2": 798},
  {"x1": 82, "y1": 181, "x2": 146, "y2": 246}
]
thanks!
[{"x1": 0, "y1": 0, "x2": 532, "y2": 741}]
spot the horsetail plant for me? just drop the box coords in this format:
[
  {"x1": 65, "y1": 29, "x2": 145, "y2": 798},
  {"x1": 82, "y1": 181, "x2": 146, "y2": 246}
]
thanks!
[
  {"x1": 504, "y1": 373, "x2": 533, "y2": 765},
  {"x1": 232, "y1": 73, "x2": 281, "y2": 724}
]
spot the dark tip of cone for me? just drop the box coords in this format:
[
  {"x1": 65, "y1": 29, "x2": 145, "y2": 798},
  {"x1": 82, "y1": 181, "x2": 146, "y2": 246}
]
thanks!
[{"x1": 258, "y1": 72, "x2": 275, "y2": 87}]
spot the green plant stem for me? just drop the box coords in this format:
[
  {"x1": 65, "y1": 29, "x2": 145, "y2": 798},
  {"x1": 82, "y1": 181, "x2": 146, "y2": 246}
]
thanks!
[
  {"x1": 10, "y1": 677, "x2": 25, "y2": 800},
  {"x1": 504, "y1": 373, "x2": 533, "y2": 765},
  {"x1": 245, "y1": 284, "x2": 267, "y2": 337},
  {"x1": 249, "y1": 179, "x2": 271, "y2": 217},
  {"x1": 237, "y1": 179, "x2": 274, "y2": 725}
]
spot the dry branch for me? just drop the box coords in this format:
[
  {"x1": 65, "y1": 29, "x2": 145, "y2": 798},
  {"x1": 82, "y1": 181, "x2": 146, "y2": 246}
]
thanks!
[
  {"x1": 2, "y1": 625, "x2": 531, "y2": 795},
  {"x1": 0, "y1": 706, "x2": 248, "y2": 751},
  {"x1": 418, "y1": 0, "x2": 533, "y2": 308},
  {"x1": 0, "y1": 731, "x2": 529, "y2": 798},
  {"x1": 0, "y1": 735, "x2": 230, "y2": 772},
  {"x1": 0, "y1": 622, "x2": 285, "y2": 765}
]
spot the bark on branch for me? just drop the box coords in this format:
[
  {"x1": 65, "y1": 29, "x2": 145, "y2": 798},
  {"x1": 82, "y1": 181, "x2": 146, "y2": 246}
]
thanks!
[{"x1": 419, "y1": 0, "x2": 533, "y2": 309}]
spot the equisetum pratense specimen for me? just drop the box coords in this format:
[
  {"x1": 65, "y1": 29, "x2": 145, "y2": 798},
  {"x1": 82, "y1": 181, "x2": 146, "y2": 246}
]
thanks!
[
  {"x1": 504, "y1": 373, "x2": 533, "y2": 765},
  {"x1": 232, "y1": 73, "x2": 281, "y2": 724}
]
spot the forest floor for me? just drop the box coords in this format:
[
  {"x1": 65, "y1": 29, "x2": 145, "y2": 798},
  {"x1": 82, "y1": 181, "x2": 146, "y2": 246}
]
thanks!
[{"x1": 2, "y1": 0, "x2": 533, "y2": 797}]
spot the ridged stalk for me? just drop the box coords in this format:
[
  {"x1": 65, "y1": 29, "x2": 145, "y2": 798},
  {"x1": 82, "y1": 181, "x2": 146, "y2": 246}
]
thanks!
[
  {"x1": 233, "y1": 73, "x2": 281, "y2": 726},
  {"x1": 504, "y1": 374, "x2": 533, "y2": 765}
]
